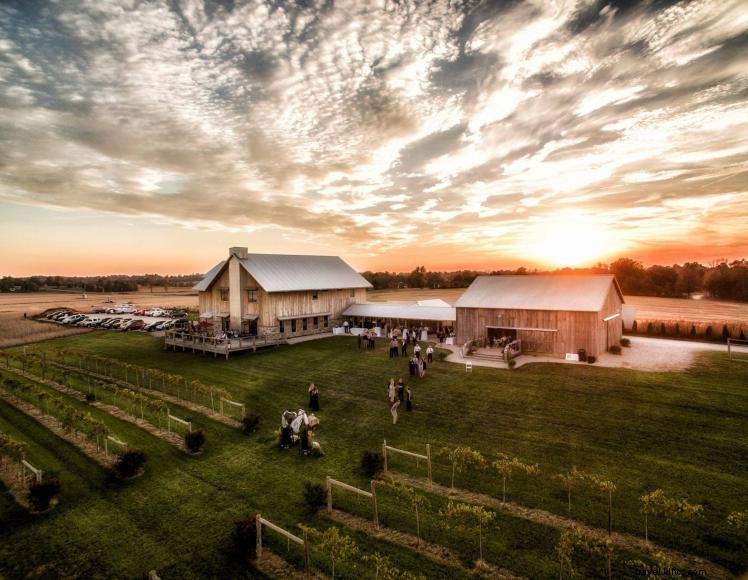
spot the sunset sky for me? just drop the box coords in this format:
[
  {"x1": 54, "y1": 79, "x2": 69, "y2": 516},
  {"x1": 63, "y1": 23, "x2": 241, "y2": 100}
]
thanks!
[{"x1": 1, "y1": 0, "x2": 747, "y2": 276}]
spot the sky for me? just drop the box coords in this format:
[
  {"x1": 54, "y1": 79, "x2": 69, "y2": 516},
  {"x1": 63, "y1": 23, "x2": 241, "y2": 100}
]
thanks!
[{"x1": 1, "y1": 0, "x2": 747, "y2": 276}]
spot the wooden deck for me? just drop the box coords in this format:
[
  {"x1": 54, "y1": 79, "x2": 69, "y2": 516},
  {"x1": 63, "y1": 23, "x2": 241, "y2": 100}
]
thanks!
[{"x1": 164, "y1": 331, "x2": 286, "y2": 359}]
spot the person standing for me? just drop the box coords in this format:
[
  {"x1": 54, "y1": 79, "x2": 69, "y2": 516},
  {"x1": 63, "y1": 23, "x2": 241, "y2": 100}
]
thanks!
[
  {"x1": 405, "y1": 387, "x2": 413, "y2": 411},
  {"x1": 408, "y1": 356, "x2": 417, "y2": 376},
  {"x1": 358, "y1": 333, "x2": 362, "y2": 350},
  {"x1": 426, "y1": 345, "x2": 434, "y2": 363},
  {"x1": 418, "y1": 358, "x2": 425, "y2": 377},
  {"x1": 401, "y1": 339, "x2": 408, "y2": 357},
  {"x1": 396, "y1": 379, "x2": 404, "y2": 403},
  {"x1": 414, "y1": 344, "x2": 421, "y2": 359},
  {"x1": 390, "y1": 400, "x2": 400, "y2": 424},
  {"x1": 308, "y1": 383, "x2": 320, "y2": 411},
  {"x1": 388, "y1": 378, "x2": 396, "y2": 404}
]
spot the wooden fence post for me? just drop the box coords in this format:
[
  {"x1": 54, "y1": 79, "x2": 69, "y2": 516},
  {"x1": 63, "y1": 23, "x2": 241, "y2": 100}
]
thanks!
[
  {"x1": 326, "y1": 476, "x2": 332, "y2": 513},
  {"x1": 303, "y1": 530, "x2": 310, "y2": 580},
  {"x1": 371, "y1": 480, "x2": 379, "y2": 529},
  {"x1": 426, "y1": 443, "x2": 432, "y2": 488},
  {"x1": 256, "y1": 514, "x2": 262, "y2": 557},
  {"x1": 382, "y1": 439, "x2": 388, "y2": 473}
]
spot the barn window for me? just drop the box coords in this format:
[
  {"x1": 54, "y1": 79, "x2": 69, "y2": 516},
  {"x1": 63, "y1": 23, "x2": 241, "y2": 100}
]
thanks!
[
  {"x1": 313, "y1": 317, "x2": 318, "y2": 328},
  {"x1": 219, "y1": 287, "x2": 229, "y2": 301},
  {"x1": 323, "y1": 315, "x2": 329, "y2": 327},
  {"x1": 279, "y1": 320, "x2": 285, "y2": 333},
  {"x1": 246, "y1": 288, "x2": 258, "y2": 302},
  {"x1": 312, "y1": 290, "x2": 319, "y2": 300},
  {"x1": 291, "y1": 319, "x2": 297, "y2": 332}
]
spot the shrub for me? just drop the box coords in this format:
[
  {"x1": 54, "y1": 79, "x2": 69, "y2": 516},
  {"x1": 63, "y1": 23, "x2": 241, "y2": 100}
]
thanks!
[
  {"x1": 659, "y1": 323, "x2": 667, "y2": 336},
  {"x1": 620, "y1": 338, "x2": 631, "y2": 347},
  {"x1": 608, "y1": 345, "x2": 622, "y2": 355},
  {"x1": 85, "y1": 392, "x2": 96, "y2": 403},
  {"x1": 705, "y1": 326, "x2": 713, "y2": 340},
  {"x1": 587, "y1": 355, "x2": 596, "y2": 364},
  {"x1": 302, "y1": 481, "x2": 326, "y2": 513},
  {"x1": 722, "y1": 325, "x2": 731, "y2": 342},
  {"x1": 508, "y1": 359, "x2": 517, "y2": 369},
  {"x1": 646, "y1": 322, "x2": 654, "y2": 336},
  {"x1": 631, "y1": 320, "x2": 638, "y2": 333},
  {"x1": 690, "y1": 325, "x2": 696, "y2": 338},
  {"x1": 232, "y1": 513, "x2": 258, "y2": 562},
  {"x1": 185, "y1": 430, "x2": 205, "y2": 453},
  {"x1": 27, "y1": 477, "x2": 61, "y2": 512},
  {"x1": 360, "y1": 450, "x2": 384, "y2": 478},
  {"x1": 674, "y1": 323, "x2": 681, "y2": 337},
  {"x1": 241, "y1": 413, "x2": 260, "y2": 434},
  {"x1": 113, "y1": 449, "x2": 146, "y2": 479}
]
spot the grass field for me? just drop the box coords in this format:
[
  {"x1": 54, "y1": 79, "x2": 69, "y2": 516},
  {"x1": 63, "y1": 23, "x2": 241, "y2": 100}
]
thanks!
[
  {"x1": 1, "y1": 331, "x2": 746, "y2": 579},
  {"x1": 0, "y1": 313, "x2": 93, "y2": 348}
]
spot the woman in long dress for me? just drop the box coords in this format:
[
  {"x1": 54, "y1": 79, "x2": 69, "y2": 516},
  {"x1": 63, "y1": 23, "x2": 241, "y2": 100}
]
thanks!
[
  {"x1": 310, "y1": 385, "x2": 320, "y2": 412},
  {"x1": 390, "y1": 400, "x2": 400, "y2": 424},
  {"x1": 388, "y1": 378, "x2": 396, "y2": 404},
  {"x1": 405, "y1": 387, "x2": 413, "y2": 411}
]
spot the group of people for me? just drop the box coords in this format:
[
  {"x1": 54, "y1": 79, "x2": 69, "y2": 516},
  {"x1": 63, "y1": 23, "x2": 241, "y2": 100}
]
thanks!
[
  {"x1": 387, "y1": 377, "x2": 413, "y2": 424},
  {"x1": 358, "y1": 331, "x2": 378, "y2": 350}
]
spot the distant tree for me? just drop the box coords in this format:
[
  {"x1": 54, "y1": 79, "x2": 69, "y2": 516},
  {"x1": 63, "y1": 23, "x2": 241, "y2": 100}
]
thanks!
[
  {"x1": 639, "y1": 489, "x2": 703, "y2": 545},
  {"x1": 675, "y1": 262, "x2": 706, "y2": 297},
  {"x1": 491, "y1": 454, "x2": 539, "y2": 502},
  {"x1": 609, "y1": 258, "x2": 648, "y2": 295}
]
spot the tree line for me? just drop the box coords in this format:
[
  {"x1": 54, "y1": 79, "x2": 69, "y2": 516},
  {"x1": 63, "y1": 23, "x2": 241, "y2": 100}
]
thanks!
[
  {"x1": 361, "y1": 258, "x2": 748, "y2": 301},
  {"x1": 0, "y1": 274, "x2": 203, "y2": 293}
]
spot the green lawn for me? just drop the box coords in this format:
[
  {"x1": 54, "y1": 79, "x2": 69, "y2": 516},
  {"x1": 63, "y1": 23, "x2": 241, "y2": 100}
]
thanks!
[{"x1": 1, "y1": 332, "x2": 747, "y2": 578}]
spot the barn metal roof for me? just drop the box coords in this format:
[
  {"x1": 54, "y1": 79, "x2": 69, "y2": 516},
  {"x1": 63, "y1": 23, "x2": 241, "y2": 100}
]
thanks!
[
  {"x1": 343, "y1": 302, "x2": 456, "y2": 321},
  {"x1": 193, "y1": 260, "x2": 227, "y2": 292},
  {"x1": 454, "y1": 275, "x2": 623, "y2": 312},
  {"x1": 193, "y1": 254, "x2": 372, "y2": 293}
]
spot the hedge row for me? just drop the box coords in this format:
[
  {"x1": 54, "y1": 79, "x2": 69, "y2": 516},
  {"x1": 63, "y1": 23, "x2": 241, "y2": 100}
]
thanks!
[{"x1": 627, "y1": 319, "x2": 746, "y2": 342}]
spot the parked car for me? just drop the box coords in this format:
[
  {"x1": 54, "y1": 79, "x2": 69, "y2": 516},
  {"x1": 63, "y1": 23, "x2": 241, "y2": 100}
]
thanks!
[
  {"x1": 144, "y1": 321, "x2": 162, "y2": 332},
  {"x1": 109, "y1": 319, "x2": 126, "y2": 329},
  {"x1": 122, "y1": 319, "x2": 145, "y2": 332}
]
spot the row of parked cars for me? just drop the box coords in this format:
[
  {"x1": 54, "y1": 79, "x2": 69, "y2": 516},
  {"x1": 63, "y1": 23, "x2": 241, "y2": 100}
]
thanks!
[
  {"x1": 44, "y1": 311, "x2": 183, "y2": 332},
  {"x1": 92, "y1": 306, "x2": 187, "y2": 318}
]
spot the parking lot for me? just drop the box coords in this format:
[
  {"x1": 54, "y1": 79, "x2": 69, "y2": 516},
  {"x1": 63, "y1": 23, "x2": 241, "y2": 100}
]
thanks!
[{"x1": 41, "y1": 307, "x2": 189, "y2": 334}]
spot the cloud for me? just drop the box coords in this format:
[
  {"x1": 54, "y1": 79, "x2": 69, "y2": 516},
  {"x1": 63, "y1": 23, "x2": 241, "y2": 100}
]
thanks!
[{"x1": 0, "y1": 0, "x2": 746, "y2": 268}]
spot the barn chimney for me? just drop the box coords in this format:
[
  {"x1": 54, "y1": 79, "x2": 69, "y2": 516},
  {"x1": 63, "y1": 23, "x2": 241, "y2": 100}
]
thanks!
[{"x1": 230, "y1": 247, "x2": 248, "y2": 260}]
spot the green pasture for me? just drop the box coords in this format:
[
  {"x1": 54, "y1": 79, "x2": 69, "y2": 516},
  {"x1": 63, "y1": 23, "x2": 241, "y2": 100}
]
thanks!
[{"x1": 0, "y1": 332, "x2": 746, "y2": 578}]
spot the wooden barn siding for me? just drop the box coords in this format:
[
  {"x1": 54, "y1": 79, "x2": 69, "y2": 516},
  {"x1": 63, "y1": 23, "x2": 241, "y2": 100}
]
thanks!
[
  {"x1": 456, "y1": 307, "x2": 610, "y2": 357},
  {"x1": 598, "y1": 284, "x2": 624, "y2": 353},
  {"x1": 260, "y1": 288, "x2": 366, "y2": 330},
  {"x1": 198, "y1": 266, "x2": 231, "y2": 318}
]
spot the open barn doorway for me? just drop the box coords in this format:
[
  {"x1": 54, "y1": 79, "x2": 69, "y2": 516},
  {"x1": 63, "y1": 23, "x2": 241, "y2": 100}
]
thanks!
[{"x1": 486, "y1": 327, "x2": 517, "y2": 348}]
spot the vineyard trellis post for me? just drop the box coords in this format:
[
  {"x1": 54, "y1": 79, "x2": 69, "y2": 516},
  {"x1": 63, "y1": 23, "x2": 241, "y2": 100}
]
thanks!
[
  {"x1": 21, "y1": 459, "x2": 42, "y2": 484},
  {"x1": 104, "y1": 435, "x2": 127, "y2": 458},
  {"x1": 382, "y1": 440, "x2": 432, "y2": 486},
  {"x1": 326, "y1": 476, "x2": 378, "y2": 528},
  {"x1": 255, "y1": 514, "x2": 309, "y2": 577}
]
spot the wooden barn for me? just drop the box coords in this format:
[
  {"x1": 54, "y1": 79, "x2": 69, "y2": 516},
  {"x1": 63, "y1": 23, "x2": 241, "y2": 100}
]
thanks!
[
  {"x1": 455, "y1": 275, "x2": 624, "y2": 359},
  {"x1": 193, "y1": 247, "x2": 371, "y2": 338}
]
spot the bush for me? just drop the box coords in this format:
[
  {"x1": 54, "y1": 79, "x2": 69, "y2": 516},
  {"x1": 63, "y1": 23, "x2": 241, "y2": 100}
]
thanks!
[
  {"x1": 620, "y1": 338, "x2": 631, "y2": 347},
  {"x1": 302, "y1": 481, "x2": 326, "y2": 513},
  {"x1": 631, "y1": 320, "x2": 638, "y2": 333},
  {"x1": 646, "y1": 322, "x2": 654, "y2": 336},
  {"x1": 722, "y1": 325, "x2": 731, "y2": 342},
  {"x1": 113, "y1": 449, "x2": 146, "y2": 478},
  {"x1": 85, "y1": 392, "x2": 96, "y2": 403},
  {"x1": 232, "y1": 513, "x2": 258, "y2": 562},
  {"x1": 360, "y1": 450, "x2": 384, "y2": 478},
  {"x1": 690, "y1": 325, "x2": 697, "y2": 338},
  {"x1": 587, "y1": 355, "x2": 596, "y2": 364},
  {"x1": 241, "y1": 413, "x2": 260, "y2": 435},
  {"x1": 705, "y1": 326, "x2": 713, "y2": 340},
  {"x1": 27, "y1": 477, "x2": 61, "y2": 512},
  {"x1": 185, "y1": 430, "x2": 205, "y2": 453},
  {"x1": 508, "y1": 359, "x2": 517, "y2": 369},
  {"x1": 608, "y1": 345, "x2": 622, "y2": 355}
]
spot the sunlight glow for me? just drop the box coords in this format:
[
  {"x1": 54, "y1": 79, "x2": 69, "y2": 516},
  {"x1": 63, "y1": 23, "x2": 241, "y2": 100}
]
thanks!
[{"x1": 523, "y1": 212, "x2": 626, "y2": 268}]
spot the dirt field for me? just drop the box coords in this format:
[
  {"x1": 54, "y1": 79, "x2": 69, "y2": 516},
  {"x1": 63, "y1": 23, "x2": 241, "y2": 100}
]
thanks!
[
  {"x1": 368, "y1": 288, "x2": 748, "y2": 324},
  {"x1": 0, "y1": 288, "x2": 198, "y2": 318}
]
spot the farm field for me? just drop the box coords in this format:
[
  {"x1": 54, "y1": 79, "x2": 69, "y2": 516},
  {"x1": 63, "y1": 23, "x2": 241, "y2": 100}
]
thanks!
[
  {"x1": 0, "y1": 288, "x2": 199, "y2": 318},
  {"x1": 368, "y1": 288, "x2": 748, "y2": 324},
  {"x1": 1, "y1": 331, "x2": 747, "y2": 578}
]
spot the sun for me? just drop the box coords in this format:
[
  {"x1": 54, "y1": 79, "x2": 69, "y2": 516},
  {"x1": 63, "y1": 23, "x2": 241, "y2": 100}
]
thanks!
[{"x1": 524, "y1": 212, "x2": 623, "y2": 268}]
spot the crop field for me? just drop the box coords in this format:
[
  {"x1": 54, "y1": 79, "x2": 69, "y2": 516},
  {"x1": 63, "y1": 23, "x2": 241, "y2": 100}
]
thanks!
[
  {"x1": 0, "y1": 330, "x2": 746, "y2": 579},
  {"x1": 0, "y1": 288, "x2": 198, "y2": 318}
]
